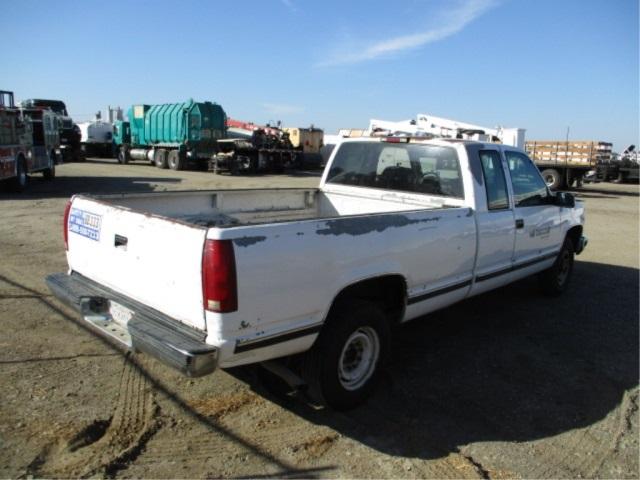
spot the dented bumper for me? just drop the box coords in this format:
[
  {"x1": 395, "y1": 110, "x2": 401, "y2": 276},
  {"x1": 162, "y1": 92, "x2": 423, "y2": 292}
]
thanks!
[{"x1": 45, "y1": 272, "x2": 218, "y2": 377}]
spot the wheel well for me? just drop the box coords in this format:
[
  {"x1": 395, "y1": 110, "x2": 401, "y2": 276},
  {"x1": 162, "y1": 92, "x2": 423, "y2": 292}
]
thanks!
[
  {"x1": 16, "y1": 153, "x2": 26, "y2": 172},
  {"x1": 327, "y1": 275, "x2": 407, "y2": 325},
  {"x1": 566, "y1": 225, "x2": 583, "y2": 251}
]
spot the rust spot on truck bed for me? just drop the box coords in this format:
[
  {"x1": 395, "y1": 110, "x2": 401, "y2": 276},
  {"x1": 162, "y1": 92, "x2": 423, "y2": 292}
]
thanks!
[
  {"x1": 233, "y1": 236, "x2": 267, "y2": 247},
  {"x1": 316, "y1": 214, "x2": 441, "y2": 237}
]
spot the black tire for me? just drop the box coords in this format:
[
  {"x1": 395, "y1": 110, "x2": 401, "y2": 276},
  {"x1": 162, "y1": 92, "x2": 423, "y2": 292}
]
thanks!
[
  {"x1": 617, "y1": 171, "x2": 629, "y2": 183},
  {"x1": 43, "y1": 151, "x2": 56, "y2": 180},
  {"x1": 302, "y1": 300, "x2": 390, "y2": 410},
  {"x1": 542, "y1": 168, "x2": 562, "y2": 190},
  {"x1": 168, "y1": 150, "x2": 185, "y2": 170},
  {"x1": 539, "y1": 237, "x2": 574, "y2": 296},
  {"x1": 11, "y1": 155, "x2": 28, "y2": 192},
  {"x1": 154, "y1": 149, "x2": 168, "y2": 169},
  {"x1": 229, "y1": 155, "x2": 239, "y2": 175},
  {"x1": 249, "y1": 153, "x2": 259, "y2": 174},
  {"x1": 117, "y1": 147, "x2": 129, "y2": 165}
]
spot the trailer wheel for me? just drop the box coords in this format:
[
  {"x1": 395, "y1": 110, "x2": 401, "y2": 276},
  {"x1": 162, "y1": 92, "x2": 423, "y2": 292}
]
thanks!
[
  {"x1": 117, "y1": 147, "x2": 129, "y2": 164},
  {"x1": 10, "y1": 155, "x2": 28, "y2": 192},
  {"x1": 302, "y1": 299, "x2": 389, "y2": 410},
  {"x1": 168, "y1": 150, "x2": 184, "y2": 170},
  {"x1": 541, "y1": 168, "x2": 562, "y2": 190},
  {"x1": 154, "y1": 149, "x2": 168, "y2": 169},
  {"x1": 43, "y1": 150, "x2": 56, "y2": 180}
]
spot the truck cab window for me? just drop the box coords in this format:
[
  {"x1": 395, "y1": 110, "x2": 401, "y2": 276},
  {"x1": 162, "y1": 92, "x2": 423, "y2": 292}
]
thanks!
[
  {"x1": 479, "y1": 150, "x2": 509, "y2": 210},
  {"x1": 505, "y1": 151, "x2": 549, "y2": 207},
  {"x1": 327, "y1": 142, "x2": 463, "y2": 199},
  {"x1": 376, "y1": 146, "x2": 411, "y2": 174}
]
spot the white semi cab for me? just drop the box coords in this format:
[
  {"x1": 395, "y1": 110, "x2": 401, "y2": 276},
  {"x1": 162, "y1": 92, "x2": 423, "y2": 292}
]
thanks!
[{"x1": 47, "y1": 137, "x2": 587, "y2": 409}]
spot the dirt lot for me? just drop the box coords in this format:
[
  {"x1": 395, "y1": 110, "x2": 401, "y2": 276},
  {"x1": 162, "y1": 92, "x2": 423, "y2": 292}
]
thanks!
[{"x1": 1, "y1": 159, "x2": 638, "y2": 479}]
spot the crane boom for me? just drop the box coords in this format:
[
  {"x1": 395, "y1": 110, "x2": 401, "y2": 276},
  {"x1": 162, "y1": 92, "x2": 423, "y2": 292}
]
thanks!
[{"x1": 364, "y1": 113, "x2": 526, "y2": 149}]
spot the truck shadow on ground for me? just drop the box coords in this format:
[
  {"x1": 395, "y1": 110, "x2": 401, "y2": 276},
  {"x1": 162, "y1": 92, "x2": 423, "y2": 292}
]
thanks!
[
  {"x1": 1, "y1": 274, "x2": 334, "y2": 479},
  {"x1": 0, "y1": 175, "x2": 182, "y2": 199},
  {"x1": 236, "y1": 260, "x2": 639, "y2": 460}
]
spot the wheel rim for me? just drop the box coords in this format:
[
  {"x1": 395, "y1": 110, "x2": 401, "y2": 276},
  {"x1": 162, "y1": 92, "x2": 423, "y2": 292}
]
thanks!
[
  {"x1": 338, "y1": 326, "x2": 380, "y2": 391},
  {"x1": 557, "y1": 250, "x2": 571, "y2": 285},
  {"x1": 544, "y1": 174, "x2": 555, "y2": 187}
]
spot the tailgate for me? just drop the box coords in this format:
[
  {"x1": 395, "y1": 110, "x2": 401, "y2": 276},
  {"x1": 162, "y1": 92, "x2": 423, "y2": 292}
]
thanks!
[{"x1": 66, "y1": 196, "x2": 208, "y2": 331}]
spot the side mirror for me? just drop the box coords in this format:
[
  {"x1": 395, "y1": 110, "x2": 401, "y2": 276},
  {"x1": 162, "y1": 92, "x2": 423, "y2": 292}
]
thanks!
[{"x1": 554, "y1": 191, "x2": 575, "y2": 208}]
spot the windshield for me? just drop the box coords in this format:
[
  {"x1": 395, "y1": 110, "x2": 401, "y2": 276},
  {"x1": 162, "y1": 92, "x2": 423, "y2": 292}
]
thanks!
[{"x1": 326, "y1": 141, "x2": 464, "y2": 198}]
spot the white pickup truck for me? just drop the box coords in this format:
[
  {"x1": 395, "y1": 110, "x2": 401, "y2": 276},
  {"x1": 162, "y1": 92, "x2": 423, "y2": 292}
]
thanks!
[{"x1": 47, "y1": 137, "x2": 587, "y2": 409}]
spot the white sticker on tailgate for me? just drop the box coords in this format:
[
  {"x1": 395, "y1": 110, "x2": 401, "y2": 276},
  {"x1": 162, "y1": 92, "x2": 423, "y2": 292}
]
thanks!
[{"x1": 69, "y1": 208, "x2": 102, "y2": 241}]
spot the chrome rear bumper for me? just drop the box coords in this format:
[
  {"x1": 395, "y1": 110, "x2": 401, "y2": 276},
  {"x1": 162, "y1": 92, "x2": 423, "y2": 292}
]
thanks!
[{"x1": 46, "y1": 272, "x2": 218, "y2": 377}]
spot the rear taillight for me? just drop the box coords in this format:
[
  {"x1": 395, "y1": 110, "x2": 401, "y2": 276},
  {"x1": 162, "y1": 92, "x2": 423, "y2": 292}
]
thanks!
[
  {"x1": 202, "y1": 239, "x2": 237, "y2": 313},
  {"x1": 63, "y1": 200, "x2": 72, "y2": 251}
]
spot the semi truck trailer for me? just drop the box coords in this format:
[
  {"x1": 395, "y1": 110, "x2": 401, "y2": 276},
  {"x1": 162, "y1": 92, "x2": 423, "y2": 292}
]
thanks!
[
  {"x1": 525, "y1": 140, "x2": 613, "y2": 190},
  {"x1": 211, "y1": 118, "x2": 299, "y2": 174}
]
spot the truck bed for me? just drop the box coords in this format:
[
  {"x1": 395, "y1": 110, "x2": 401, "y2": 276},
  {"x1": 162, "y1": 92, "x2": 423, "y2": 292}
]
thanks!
[
  {"x1": 65, "y1": 186, "x2": 462, "y2": 334},
  {"x1": 91, "y1": 187, "x2": 457, "y2": 228}
]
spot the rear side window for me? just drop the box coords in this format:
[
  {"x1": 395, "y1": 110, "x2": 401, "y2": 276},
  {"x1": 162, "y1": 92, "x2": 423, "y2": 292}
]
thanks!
[
  {"x1": 479, "y1": 150, "x2": 509, "y2": 210},
  {"x1": 326, "y1": 142, "x2": 464, "y2": 199},
  {"x1": 505, "y1": 151, "x2": 549, "y2": 207}
]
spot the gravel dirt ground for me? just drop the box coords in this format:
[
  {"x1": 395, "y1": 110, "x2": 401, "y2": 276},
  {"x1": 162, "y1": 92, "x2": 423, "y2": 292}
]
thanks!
[{"x1": 0, "y1": 158, "x2": 638, "y2": 479}]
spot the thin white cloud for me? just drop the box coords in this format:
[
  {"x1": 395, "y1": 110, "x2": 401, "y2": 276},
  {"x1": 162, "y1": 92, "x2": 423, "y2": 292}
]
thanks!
[
  {"x1": 262, "y1": 102, "x2": 303, "y2": 115},
  {"x1": 280, "y1": 0, "x2": 297, "y2": 12},
  {"x1": 317, "y1": 0, "x2": 500, "y2": 67}
]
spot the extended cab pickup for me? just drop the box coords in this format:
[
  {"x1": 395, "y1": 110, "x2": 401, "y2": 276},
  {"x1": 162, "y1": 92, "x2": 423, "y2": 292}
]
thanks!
[{"x1": 47, "y1": 137, "x2": 587, "y2": 409}]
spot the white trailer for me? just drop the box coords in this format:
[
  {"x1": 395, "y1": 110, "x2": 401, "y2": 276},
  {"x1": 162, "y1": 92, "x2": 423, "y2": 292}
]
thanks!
[{"x1": 78, "y1": 120, "x2": 114, "y2": 157}]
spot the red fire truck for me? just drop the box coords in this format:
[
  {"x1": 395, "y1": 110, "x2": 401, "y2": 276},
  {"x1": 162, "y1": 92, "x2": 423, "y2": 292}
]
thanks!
[{"x1": 0, "y1": 90, "x2": 57, "y2": 191}]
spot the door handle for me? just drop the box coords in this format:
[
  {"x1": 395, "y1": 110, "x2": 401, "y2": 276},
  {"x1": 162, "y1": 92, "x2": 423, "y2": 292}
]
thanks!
[
  {"x1": 114, "y1": 234, "x2": 128, "y2": 248},
  {"x1": 515, "y1": 219, "x2": 524, "y2": 229}
]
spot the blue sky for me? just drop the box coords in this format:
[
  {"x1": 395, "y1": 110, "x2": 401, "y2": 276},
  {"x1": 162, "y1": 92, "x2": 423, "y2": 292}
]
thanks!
[{"x1": 3, "y1": 0, "x2": 638, "y2": 150}]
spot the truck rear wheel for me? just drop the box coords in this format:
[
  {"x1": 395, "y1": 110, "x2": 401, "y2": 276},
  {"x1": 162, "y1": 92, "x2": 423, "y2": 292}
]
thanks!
[
  {"x1": 541, "y1": 168, "x2": 562, "y2": 190},
  {"x1": 154, "y1": 149, "x2": 168, "y2": 169},
  {"x1": 43, "y1": 150, "x2": 56, "y2": 180},
  {"x1": 302, "y1": 300, "x2": 389, "y2": 410},
  {"x1": 168, "y1": 150, "x2": 184, "y2": 170},
  {"x1": 539, "y1": 238, "x2": 574, "y2": 296}
]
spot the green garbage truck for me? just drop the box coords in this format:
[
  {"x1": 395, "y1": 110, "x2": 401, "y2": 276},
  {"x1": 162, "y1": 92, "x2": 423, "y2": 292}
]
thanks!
[{"x1": 113, "y1": 99, "x2": 226, "y2": 170}]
